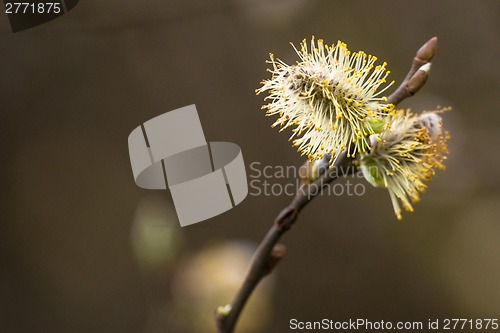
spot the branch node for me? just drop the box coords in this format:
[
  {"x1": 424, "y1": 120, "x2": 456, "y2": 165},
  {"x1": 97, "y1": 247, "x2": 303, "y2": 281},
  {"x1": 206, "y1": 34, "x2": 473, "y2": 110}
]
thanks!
[
  {"x1": 264, "y1": 243, "x2": 286, "y2": 275},
  {"x1": 275, "y1": 206, "x2": 298, "y2": 231}
]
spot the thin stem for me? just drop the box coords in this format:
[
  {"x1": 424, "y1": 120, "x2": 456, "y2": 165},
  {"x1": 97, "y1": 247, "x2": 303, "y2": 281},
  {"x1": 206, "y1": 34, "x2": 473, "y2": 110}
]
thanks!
[
  {"x1": 215, "y1": 152, "x2": 352, "y2": 333},
  {"x1": 387, "y1": 37, "x2": 437, "y2": 105}
]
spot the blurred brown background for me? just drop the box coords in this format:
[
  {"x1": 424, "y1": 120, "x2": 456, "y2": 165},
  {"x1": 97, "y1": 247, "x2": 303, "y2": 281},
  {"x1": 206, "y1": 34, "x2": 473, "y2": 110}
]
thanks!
[{"x1": 1, "y1": 1, "x2": 499, "y2": 332}]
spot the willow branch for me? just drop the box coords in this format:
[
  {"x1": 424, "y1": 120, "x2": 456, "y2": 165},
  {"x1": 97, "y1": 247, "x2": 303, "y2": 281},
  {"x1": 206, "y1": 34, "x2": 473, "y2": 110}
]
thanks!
[
  {"x1": 215, "y1": 37, "x2": 438, "y2": 333},
  {"x1": 215, "y1": 152, "x2": 353, "y2": 333}
]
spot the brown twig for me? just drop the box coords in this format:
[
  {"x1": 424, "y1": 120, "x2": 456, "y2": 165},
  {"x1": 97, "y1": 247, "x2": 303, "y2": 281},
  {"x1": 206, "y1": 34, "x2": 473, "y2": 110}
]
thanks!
[
  {"x1": 215, "y1": 153, "x2": 352, "y2": 333},
  {"x1": 387, "y1": 37, "x2": 437, "y2": 105},
  {"x1": 215, "y1": 37, "x2": 438, "y2": 333}
]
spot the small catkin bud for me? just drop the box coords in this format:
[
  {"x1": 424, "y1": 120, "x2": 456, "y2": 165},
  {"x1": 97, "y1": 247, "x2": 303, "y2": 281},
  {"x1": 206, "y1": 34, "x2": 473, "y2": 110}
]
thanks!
[
  {"x1": 407, "y1": 64, "x2": 430, "y2": 95},
  {"x1": 416, "y1": 36, "x2": 438, "y2": 62}
]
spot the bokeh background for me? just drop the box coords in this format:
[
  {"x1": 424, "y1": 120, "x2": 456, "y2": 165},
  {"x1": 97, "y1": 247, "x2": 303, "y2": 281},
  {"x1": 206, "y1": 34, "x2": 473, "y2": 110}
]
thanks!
[{"x1": 1, "y1": 1, "x2": 500, "y2": 332}]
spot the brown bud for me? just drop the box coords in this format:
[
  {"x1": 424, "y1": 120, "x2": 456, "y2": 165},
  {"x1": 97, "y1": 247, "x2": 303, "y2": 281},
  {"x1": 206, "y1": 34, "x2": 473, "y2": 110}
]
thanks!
[
  {"x1": 264, "y1": 244, "x2": 287, "y2": 275},
  {"x1": 271, "y1": 243, "x2": 286, "y2": 261},
  {"x1": 407, "y1": 67, "x2": 429, "y2": 95},
  {"x1": 416, "y1": 36, "x2": 438, "y2": 62}
]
